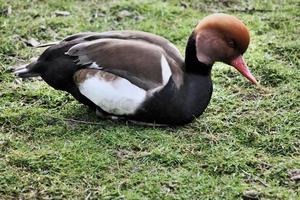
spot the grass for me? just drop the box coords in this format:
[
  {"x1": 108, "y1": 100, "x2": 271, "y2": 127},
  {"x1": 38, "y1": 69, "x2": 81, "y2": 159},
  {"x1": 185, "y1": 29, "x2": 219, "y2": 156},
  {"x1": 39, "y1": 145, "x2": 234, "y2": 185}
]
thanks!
[{"x1": 0, "y1": 0, "x2": 299, "y2": 199}]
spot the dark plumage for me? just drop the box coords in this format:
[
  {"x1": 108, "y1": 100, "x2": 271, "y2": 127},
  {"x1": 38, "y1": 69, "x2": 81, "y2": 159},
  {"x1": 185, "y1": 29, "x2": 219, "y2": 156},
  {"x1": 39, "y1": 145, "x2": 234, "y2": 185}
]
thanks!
[{"x1": 14, "y1": 14, "x2": 257, "y2": 125}]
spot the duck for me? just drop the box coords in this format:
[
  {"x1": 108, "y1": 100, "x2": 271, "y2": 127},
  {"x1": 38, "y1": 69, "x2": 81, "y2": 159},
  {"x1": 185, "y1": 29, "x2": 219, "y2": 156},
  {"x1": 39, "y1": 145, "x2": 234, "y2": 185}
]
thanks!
[{"x1": 14, "y1": 13, "x2": 257, "y2": 126}]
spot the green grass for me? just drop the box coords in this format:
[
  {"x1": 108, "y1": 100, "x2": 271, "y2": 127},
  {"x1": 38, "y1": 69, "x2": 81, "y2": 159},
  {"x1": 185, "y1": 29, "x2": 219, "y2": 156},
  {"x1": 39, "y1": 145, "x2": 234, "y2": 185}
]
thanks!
[{"x1": 0, "y1": 0, "x2": 299, "y2": 199}]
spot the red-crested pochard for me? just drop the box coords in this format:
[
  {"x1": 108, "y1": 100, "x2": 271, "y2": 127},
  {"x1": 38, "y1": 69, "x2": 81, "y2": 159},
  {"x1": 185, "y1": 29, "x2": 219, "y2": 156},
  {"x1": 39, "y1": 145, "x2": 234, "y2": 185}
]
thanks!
[{"x1": 14, "y1": 14, "x2": 257, "y2": 125}]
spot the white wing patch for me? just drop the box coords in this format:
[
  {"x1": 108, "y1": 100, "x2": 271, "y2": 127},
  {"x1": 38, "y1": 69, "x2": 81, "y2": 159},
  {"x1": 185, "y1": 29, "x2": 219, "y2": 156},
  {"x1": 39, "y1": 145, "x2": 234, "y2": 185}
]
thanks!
[
  {"x1": 78, "y1": 71, "x2": 146, "y2": 115},
  {"x1": 147, "y1": 55, "x2": 172, "y2": 94},
  {"x1": 160, "y1": 55, "x2": 172, "y2": 85}
]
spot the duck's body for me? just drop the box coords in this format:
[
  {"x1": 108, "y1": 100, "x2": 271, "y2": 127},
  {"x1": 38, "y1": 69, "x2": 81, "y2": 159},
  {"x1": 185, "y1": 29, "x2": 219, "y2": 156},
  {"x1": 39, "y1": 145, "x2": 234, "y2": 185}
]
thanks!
[{"x1": 14, "y1": 14, "x2": 257, "y2": 125}]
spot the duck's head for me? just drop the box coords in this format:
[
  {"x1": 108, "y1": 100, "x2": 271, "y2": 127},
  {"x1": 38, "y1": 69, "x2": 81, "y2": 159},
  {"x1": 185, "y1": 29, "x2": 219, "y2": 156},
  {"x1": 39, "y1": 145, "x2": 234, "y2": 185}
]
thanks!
[{"x1": 194, "y1": 13, "x2": 257, "y2": 84}]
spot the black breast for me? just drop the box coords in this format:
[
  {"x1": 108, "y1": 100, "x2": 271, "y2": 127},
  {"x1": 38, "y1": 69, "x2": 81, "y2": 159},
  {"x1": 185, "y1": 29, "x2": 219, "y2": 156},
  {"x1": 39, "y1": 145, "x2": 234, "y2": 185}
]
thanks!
[{"x1": 132, "y1": 74, "x2": 213, "y2": 125}]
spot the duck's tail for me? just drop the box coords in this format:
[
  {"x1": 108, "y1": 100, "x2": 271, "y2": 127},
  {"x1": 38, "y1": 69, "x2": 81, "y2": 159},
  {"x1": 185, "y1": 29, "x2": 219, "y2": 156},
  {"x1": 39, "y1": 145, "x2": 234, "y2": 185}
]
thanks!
[{"x1": 13, "y1": 58, "x2": 40, "y2": 78}]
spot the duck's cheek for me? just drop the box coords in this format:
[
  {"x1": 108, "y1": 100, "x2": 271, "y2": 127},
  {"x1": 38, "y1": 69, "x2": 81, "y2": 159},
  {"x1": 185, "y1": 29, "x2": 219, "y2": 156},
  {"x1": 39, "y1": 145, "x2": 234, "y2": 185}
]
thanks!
[
  {"x1": 196, "y1": 33, "x2": 230, "y2": 64},
  {"x1": 195, "y1": 37, "x2": 216, "y2": 65}
]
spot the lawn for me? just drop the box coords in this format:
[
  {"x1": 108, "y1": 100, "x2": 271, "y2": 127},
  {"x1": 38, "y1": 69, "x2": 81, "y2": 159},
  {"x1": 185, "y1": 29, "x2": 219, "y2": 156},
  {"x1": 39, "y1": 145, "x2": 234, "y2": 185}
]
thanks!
[{"x1": 0, "y1": 0, "x2": 299, "y2": 199}]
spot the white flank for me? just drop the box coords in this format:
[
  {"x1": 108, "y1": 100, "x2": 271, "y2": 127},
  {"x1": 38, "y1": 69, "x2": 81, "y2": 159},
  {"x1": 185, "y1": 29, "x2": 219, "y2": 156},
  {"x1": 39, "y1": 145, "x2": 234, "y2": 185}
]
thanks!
[
  {"x1": 160, "y1": 55, "x2": 172, "y2": 85},
  {"x1": 78, "y1": 72, "x2": 146, "y2": 115}
]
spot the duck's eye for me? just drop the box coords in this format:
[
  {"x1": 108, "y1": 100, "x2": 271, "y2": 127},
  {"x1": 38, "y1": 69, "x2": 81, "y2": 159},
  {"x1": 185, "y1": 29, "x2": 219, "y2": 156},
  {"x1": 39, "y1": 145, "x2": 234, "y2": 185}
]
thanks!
[{"x1": 228, "y1": 40, "x2": 236, "y2": 48}]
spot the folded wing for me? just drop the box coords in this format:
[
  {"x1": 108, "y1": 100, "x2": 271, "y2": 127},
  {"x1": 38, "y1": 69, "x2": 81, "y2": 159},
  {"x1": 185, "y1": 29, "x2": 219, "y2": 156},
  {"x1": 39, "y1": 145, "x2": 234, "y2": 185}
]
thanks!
[{"x1": 64, "y1": 31, "x2": 184, "y2": 90}]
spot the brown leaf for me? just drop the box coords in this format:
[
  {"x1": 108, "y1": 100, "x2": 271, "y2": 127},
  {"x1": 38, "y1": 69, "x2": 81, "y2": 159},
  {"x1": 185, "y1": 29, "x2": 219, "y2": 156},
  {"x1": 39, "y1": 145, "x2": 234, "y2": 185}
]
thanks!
[
  {"x1": 54, "y1": 10, "x2": 70, "y2": 17},
  {"x1": 1, "y1": 5, "x2": 12, "y2": 16},
  {"x1": 289, "y1": 169, "x2": 300, "y2": 182},
  {"x1": 6, "y1": 6, "x2": 12, "y2": 16},
  {"x1": 242, "y1": 190, "x2": 260, "y2": 200},
  {"x1": 117, "y1": 10, "x2": 132, "y2": 19},
  {"x1": 291, "y1": 175, "x2": 300, "y2": 182}
]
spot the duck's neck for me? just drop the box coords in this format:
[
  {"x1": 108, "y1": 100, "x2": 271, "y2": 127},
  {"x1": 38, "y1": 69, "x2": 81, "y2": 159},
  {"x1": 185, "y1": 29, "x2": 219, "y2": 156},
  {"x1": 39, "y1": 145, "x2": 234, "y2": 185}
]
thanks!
[{"x1": 184, "y1": 33, "x2": 212, "y2": 75}]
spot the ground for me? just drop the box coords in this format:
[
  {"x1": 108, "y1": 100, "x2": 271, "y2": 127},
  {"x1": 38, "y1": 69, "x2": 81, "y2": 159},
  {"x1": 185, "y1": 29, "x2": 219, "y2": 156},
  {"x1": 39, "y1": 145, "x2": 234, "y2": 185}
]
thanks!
[{"x1": 0, "y1": 0, "x2": 299, "y2": 199}]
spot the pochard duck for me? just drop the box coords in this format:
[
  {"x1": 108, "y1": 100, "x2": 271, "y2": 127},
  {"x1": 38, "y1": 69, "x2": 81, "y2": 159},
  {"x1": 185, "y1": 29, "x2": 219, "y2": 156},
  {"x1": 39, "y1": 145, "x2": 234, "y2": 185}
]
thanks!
[{"x1": 14, "y1": 14, "x2": 257, "y2": 125}]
